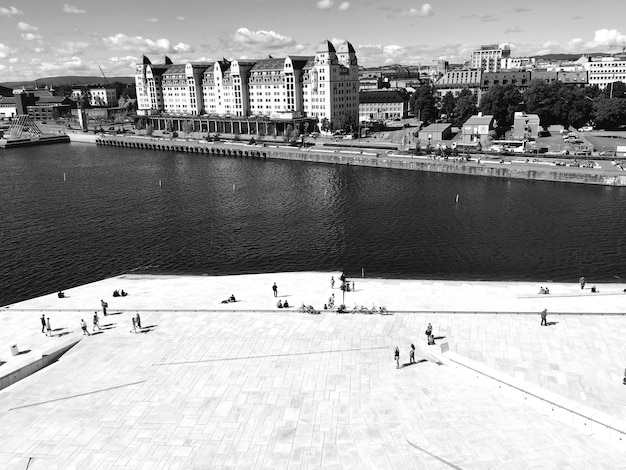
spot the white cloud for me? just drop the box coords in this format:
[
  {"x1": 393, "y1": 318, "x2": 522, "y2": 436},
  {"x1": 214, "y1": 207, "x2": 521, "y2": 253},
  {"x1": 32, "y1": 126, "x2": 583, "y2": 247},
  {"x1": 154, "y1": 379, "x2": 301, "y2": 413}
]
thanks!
[
  {"x1": 0, "y1": 43, "x2": 14, "y2": 58},
  {"x1": 317, "y1": 0, "x2": 333, "y2": 10},
  {"x1": 9, "y1": 57, "x2": 18, "y2": 63},
  {"x1": 17, "y1": 22, "x2": 38, "y2": 31},
  {"x1": 145, "y1": 17, "x2": 158, "y2": 23},
  {"x1": 0, "y1": 5, "x2": 23, "y2": 17},
  {"x1": 402, "y1": 4, "x2": 433, "y2": 17},
  {"x1": 21, "y1": 33, "x2": 42, "y2": 41},
  {"x1": 176, "y1": 16, "x2": 185, "y2": 21},
  {"x1": 232, "y1": 28, "x2": 296, "y2": 49},
  {"x1": 587, "y1": 29, "x2": 626, "y2": 47},
  {"x1": 102, "y1": 34, "x2": 194, "y2": 54},
  {"x1": 63, "y1": 4, "x2": 86, "y2": 14},
  {"x1": 338, "y1": 2, "x2": 350, "y2": 10}
]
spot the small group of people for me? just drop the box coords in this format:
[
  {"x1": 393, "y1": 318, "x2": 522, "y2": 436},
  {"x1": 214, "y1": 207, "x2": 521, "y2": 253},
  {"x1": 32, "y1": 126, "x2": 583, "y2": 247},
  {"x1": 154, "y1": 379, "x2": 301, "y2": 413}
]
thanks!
[
  {"x1": 57, "y1": 291, "x2": 65, "y2": 298},
  {"x1": 112, "y1": 289, "x2": 127, "y2": 297},
  {"x1": 426, "y1": 323, "x2": 436, "y2": 345},
  {"x1": 221, "y1": 294, "x2": 236, "y2": 304},
  {"x1": 130, "y1": 313, "x2": 142, "y2": 333},
  {"x1": 325, "y1": 294, "x2": 335, "y2": 310},
  {"x1": 40, "y1": 314, "x2": 51, "y2": 336},
  {"x1": 394, "y1": 343, "x2": 419, "y2": 369},
  {"x1": 276, "y1": 299, "x2": 290, "y2": 308},
  {"x1": 538, "y1": 286, "x2": 550, "y2": 294}
]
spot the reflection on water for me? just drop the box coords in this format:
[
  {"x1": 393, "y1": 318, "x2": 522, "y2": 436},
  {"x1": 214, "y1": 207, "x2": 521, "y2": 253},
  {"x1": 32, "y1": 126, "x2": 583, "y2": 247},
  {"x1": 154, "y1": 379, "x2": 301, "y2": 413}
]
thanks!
[{"x1": 1, "y1": 143, "x2": 625, "y2": 305}]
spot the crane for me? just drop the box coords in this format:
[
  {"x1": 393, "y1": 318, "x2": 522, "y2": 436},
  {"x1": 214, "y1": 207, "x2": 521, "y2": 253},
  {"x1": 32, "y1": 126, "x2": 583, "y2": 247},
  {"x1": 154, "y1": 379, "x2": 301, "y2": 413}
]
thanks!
[
  {"x1": 609, "y1": 42, "x2": 626, "y2": 55},
  {"x1": 98, "y1": 65, "x2": 109, "y2": 85}
]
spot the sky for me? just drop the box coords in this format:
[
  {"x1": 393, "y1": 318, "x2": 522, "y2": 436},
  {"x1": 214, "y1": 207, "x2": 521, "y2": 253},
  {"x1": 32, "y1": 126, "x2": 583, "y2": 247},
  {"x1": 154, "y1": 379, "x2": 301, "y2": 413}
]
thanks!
[{"x1": 0, "y1": 0, "x2": 625, "y2": 82}]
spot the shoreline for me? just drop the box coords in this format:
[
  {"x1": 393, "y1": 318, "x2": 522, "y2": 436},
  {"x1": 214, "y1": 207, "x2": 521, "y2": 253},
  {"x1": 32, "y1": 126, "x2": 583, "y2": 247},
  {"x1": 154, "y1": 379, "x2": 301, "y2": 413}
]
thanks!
[{"x1": 88, "y1": 133, "x2": 626, "y2": 187}]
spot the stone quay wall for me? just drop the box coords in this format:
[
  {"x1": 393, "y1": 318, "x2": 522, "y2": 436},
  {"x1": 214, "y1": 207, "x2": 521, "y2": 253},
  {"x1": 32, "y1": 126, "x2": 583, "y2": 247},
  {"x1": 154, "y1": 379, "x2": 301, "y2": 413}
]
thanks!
[{"x1": 92, "y1": 135, "x2": 626, "y2": 187}]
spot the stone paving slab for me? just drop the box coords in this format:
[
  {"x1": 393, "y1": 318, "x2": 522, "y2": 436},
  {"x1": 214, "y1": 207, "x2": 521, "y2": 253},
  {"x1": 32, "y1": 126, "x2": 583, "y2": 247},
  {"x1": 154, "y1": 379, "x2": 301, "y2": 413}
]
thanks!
[{"x1": 1, "y1": 272, "x2": 625, "y2": 469}]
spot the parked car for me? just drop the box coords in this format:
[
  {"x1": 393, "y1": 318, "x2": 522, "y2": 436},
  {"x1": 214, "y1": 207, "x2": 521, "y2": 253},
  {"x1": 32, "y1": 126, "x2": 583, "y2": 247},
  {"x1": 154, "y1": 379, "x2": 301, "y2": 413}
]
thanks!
[{"x1": 578, "y1": 126, "x2": 593, "y2": 132}]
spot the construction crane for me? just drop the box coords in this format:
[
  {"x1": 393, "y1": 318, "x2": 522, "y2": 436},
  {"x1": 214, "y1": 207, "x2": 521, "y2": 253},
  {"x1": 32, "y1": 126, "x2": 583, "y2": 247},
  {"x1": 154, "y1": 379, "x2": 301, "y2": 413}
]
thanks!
[{"x1": 98, "y1": 65, "x2": 109, "y2": 85}]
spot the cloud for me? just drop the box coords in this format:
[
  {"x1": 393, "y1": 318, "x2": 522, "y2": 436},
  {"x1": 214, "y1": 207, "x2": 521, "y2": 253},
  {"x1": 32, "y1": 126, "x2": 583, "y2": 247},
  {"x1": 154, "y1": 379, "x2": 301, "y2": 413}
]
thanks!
[
  {"x1": 145, "y1": 17, "x2": 158, "y2": 23},
  {"x1": 232, "y1": 28, "x2": 296, "y2": 49},
  {"x1": 0, "y1": 5, "x2": 23, "y2": 17},
  {"x1": 401, "y1": 4, "x2": 433, "y2": 17},
  {"x1": 102, "y1": 33, "x2": 194, "y2": 54},
  {"x1": 512, "y1": 8, "x2": 531, "y2": 13},
  {"x1": 356, "y1": 43, "x2": 473, "y2": 66},
  {"x1": 21, "y1": 33, "x2": 42, "y2": 41},
  {"x1": 461, "y1": 13, "x2": 496, "y2": 22},
  {"x1": 505, "y1": 27, "x2": 522, "y2": 33},
  {"x1": 17, "y1": 22, "x2": 38, "y2": 31},
  {"x1": 176, "y1": 16, "x2": 185, "y2": 21},
  {"x1": 317, "y1": 0, "x2": 333, "y2": 10},
  {"x1": 63, "y1": 4, "x2": 86, "y2": 14},
  {"x1": 587, "y1": 28, "x2": 626, "y2": 47},
  {"x1": 338, "y1": 2, "x2": 350, "y2": 10},
  {"x1": 0, "y1": 43, "x2": 14, "y2": 58}
]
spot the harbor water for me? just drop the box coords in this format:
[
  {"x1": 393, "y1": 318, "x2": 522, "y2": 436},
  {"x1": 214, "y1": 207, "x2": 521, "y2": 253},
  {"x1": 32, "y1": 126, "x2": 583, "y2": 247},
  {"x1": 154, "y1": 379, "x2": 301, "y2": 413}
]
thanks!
[{"x1": 1, "y1": 142, "x2": 625, "y2": 306}]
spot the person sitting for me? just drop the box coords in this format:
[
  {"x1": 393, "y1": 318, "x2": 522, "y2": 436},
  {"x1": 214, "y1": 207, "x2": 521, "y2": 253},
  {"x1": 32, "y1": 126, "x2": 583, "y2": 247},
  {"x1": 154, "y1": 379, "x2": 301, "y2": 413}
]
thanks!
[
  {"x1": 427, "y1": 334, "x2": 436, "y2": 345},
  {"x1": 229, "y1": 294, "x2": 236, "y2": 302},
  {"x1": 57, "y1": 291, "x2": 65, "y2": 298},
  {"x1": 121, "y1": 289, "x2": 127, "y2": 297},
  {"x1": 277, "y1": 300, "x2": 283, "y2": 308},
  {"x1": 324, "y1": 304, "x2": 328, "y2": 310},
  {"x1": 544, "y1": 287, "x2": 550, "y2": 294},
  {"x1": 591, "y1": 285, "x2": 597, "y2": 293},
  {"x1": 283, "y1": 300, "x2": 289, "y2": 308},
  {"x1": 538, "y1": 287, "x2": 544, "y2": 294},
  {"x1": 113, "y1": 290, "x2": 120, "y2": 297}
]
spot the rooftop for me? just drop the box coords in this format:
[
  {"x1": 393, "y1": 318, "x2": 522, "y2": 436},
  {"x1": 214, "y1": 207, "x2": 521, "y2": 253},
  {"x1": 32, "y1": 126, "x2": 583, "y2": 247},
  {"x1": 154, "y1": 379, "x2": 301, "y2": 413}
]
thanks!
[{"x1": 0, "y1": 272, "x2": 624, "y2": 468}]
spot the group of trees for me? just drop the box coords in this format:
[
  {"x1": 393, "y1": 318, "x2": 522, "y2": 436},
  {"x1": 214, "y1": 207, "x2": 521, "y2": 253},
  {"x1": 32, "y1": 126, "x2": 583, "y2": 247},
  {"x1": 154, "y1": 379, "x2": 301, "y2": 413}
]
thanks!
[{"x1": 409, "y1": 79, "x2": 626, "y2": 132}]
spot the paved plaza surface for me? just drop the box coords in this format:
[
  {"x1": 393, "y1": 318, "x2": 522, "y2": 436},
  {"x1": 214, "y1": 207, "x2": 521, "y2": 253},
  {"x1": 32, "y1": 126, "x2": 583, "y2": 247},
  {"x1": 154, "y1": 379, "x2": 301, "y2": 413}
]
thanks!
[{"x1": 1, "y1": 272, "x2": 625, "y2": 469}]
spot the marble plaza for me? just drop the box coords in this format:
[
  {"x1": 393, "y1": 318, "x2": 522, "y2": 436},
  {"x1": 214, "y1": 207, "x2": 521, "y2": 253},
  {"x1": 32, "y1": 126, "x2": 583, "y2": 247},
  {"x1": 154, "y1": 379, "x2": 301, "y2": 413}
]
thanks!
[{"x1": 1, "y1": 272, "x2": 625, "y2": 469}]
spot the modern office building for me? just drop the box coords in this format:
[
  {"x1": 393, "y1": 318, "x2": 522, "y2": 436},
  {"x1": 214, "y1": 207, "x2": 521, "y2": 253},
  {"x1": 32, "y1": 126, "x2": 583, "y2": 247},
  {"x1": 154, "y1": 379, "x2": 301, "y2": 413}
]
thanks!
[
  {"x1": 577, "y1": 55, "x2": 626, "y2": 90},
  {"x1": 71, "y1": 87, "x2": 118, "y2": 107},
  {"x1": 135, "y1": 39, "x2": 359, "y2": 131},
  {"x1": 434, "y1": 69, "x2": 482, "y2": 97},
  {"x1": 470, "y1": 44, "x2": 511, "y2": 72}
]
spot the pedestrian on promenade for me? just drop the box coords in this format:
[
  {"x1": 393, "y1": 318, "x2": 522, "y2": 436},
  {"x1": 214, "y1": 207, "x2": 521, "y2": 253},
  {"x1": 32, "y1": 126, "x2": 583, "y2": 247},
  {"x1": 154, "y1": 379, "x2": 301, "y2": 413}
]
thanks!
[
  {"x1": 136, "y1": 313, "x2": 141, "y2": 330},
  {"x1": 579, "y1": 276, "x2": 586, "y2": 290},
  {"x1": 80, "y1": 319, "x2": 91, "y2": 336},
  {"x1": 425, "y1": 323, "x2": 432, "y2": 337},
  {"x1": 427, "y1": 334, "x2": 436, "y2": 346},
  {"x1": 46, "y1": 317, "x2": 51, "y2": 337},
  {"x1": 131, "y1": 317, "x2": 137, "y2": 333},
  {"x1": 40, "y1": 314, "x2": 46, "y2": 333},
  {"x1": 93, "y1": 311, "x2": 101, "y2": 331},
  {"x1": 409, "y1": 344, "x2": 416, "y2": 364},
  {"x1": 540, "y1": 308, "x2": 548, "y2": 326},
  {"x1": 623, "y1": 368, "x2": 626, "y2": 385},
  {"x1": 352, "y1": 281, "x2": 355, "y2": 291},
  {"x1": 331, "y1": 276, "x2": 335, "y2": 288},
  {"x1": 101, "y1": 299, "x2": 108, "y2": 316},
  {"x1": 394, "y1": 347, "x2": 400, "y2": 369},
  {"x1": 272, "y1": 283, "x2": 278, "y2": 297}
]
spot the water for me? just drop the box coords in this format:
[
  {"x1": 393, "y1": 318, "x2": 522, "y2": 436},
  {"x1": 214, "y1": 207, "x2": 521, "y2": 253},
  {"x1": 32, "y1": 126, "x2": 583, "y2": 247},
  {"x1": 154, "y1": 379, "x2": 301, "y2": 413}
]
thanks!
[{"x1": 1, "y1": 143, "x2": 625, "y2": 306}]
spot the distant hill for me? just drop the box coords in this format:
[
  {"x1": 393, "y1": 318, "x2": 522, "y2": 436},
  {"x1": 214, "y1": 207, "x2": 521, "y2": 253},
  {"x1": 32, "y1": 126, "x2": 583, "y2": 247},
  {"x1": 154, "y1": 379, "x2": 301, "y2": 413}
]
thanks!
[
  {"x1": 531, "y1": 52, "x2": 612, "y2": 61},
  {"x1": 0, "y1": 76, "x2": 135, "y2": 88}
]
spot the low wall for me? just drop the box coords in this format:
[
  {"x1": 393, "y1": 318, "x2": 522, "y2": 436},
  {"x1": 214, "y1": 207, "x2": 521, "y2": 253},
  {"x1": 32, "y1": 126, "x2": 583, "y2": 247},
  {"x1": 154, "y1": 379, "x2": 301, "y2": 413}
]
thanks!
[
  {"x1": 93, "y1": 136, "x2": 626, "y2": 187},
  {"x1": 0, "y1": 337, "x2": 80, "y2": 391}
]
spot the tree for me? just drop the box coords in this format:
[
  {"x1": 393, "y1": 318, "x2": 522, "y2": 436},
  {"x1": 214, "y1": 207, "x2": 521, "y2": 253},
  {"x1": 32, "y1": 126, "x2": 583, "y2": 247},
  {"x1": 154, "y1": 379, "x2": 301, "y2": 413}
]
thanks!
[
  {"x1": 452, "y1": 88, "x2": 477, "y2": 127},
  {"x1": 182, "y1": 121, "x2": 193, "y2": 137},
  {"x1": 321, "y1": 117, "x2": 329, "y2": 132},
  {"x1": 525, "y1": 80, "x2": 595, "y2": 129},
  {"x1": 441, "y1": 92, "x2": 456, "y2": 119},
  {"x1": 594, "y1": 97, "x2": 626, "y2": 129},
  {"x1": 479, "y1": 83, "x2": 522, "y2": 129},
  {"x1": 602, "y1": 81, "x2": 626, "y2": 100},
  {"x1": 409, "y1": 83, "x2": 439, "y2": 124}
]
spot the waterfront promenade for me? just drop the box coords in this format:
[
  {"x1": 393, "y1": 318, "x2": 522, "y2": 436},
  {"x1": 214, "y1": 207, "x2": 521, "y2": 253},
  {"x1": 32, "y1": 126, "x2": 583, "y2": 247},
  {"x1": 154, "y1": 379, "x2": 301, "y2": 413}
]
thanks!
[{"x1": 1, "y1": 272, "x2": 625, "y2": 469}]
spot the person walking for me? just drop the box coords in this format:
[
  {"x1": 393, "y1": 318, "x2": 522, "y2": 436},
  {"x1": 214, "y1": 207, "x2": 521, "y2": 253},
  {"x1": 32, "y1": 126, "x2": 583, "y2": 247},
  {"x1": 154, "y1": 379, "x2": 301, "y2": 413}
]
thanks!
[
  {"x1": 93, "y1": 311, "x2": 101, "y2": 331},
  {"x1": 131, "y1": 317, "x2": 137, "y2": 333},
  {"x1": 272, "y1": 282, "x2": 278, "y2": 297},
  {"x1": 40, "y1": 314, "x2": 46, "y2": 333},
  {"x1": 101, "y1": 299, "x2": 108, "y2": 316},
  {"x1": 394, "y1": 347, "x2": 400, "y2": 369},
  {"x1": 540, "y1": 308, "x2": 548, "y2": 326},
  {"x1": 80, "y1": 319, "x2": 91, "y2": 336},
  {"x1": 135, "y1": 313, "x2": 141, "y2": 330},
  {"x1": 425, "y1": 323, "x2": 432, "y2": 337},
  {"x1": 46, "y1": 317, "x2": 51, "y2": 337},
  {"x1": 331, "y1": 276, "x2": 335, "y2": 288},
  {"x1": 409, "y1": 344, "x2": 416, "y2": 364},
  {"x1": 579, "y1": 276, "x2": 586, "y2": 290}
]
